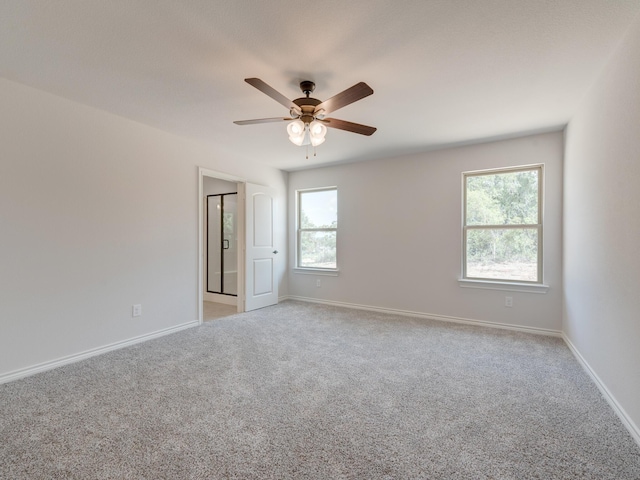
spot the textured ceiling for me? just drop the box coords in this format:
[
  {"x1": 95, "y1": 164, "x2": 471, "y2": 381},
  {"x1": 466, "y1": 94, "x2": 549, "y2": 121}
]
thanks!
[{"x1": 2, "y1": 1, "x2": 640, "y2": 171}]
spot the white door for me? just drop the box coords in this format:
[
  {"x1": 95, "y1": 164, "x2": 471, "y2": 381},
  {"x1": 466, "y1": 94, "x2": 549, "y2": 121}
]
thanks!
[{"x1": 245, "y1": 183, "x2": 278, "y2": 311}]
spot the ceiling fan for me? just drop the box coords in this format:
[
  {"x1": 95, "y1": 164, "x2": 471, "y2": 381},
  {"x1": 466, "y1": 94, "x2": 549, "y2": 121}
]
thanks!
[{"x1": 234, "y1": 78, "x2": 376, "y2": 149}]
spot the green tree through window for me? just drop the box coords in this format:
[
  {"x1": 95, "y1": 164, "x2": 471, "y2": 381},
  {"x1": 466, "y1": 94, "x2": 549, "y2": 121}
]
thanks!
[
  {"x1": 297, "y1": 188, "x2": 337, "y2": 269},
  {"x1": 463, "y1": 166, "x2": 542, "y2": 282}
]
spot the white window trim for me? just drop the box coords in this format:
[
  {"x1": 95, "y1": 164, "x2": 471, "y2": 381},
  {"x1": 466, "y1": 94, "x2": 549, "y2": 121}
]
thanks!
[
  {"x1": 458, "y1": 278, "x2": 548, "y2": 293},
  {"x1": 296, "y1": 186, "x2": 338, "y2": 271},
  {"x1": 293, "y1": 267, "x2": 340, "y2": 276},
  {"x1": 461, "y1": 164, "x2": 544, "y2": 286}
]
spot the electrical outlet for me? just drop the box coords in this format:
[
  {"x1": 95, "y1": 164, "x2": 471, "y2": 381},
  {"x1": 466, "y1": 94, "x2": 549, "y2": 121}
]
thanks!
[
  {"x1": 316, "y1": 279, "x2": 321, "y2": 288},
  {"x1": 132, "y1": 304, "x2": 142, "y2": 317},
  {"x1": 505, "y1": 296, "x2": 513, "y2": 308}
]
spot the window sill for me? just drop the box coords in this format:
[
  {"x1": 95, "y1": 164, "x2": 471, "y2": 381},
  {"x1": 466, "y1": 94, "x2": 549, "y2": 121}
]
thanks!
[
  {"x1": 294, "y1": 268, "x2": 340, "y2": 277},
  {"x1": 458, "y1": 279, "x2": 549, "y2": 294}
]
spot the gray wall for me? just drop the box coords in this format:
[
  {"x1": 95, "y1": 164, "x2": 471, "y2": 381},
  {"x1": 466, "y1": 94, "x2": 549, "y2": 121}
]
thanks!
[
  {"x1": 0, "y1": 78, "x2": 287, "y2": 378},
  {"x1": 288, "y1": 131, "x2": 564, "y2": 333},
  {"x1": 564, "y1": 14, "x2": 640, "y2": 440}
]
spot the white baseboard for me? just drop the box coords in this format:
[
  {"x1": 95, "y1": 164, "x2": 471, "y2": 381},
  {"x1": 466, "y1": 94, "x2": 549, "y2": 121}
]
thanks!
[
  {"x1": 563, "y1": 334, "x2": 640, "y2": 447},
  {"x1": 285, "y1": 296, "x2": 562, "y2": 337},
  {"x1": 0, "y1": 320, "x2": 199, "y2": 385}
]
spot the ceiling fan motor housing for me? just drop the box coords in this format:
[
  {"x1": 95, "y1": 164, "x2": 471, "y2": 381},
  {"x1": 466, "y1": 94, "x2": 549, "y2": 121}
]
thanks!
[{"x1": 293, "y1": 96, "x2": 321, "y2": 124}]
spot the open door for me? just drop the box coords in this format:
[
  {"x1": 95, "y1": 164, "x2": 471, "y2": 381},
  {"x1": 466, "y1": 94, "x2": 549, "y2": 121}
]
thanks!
[{"x1": 245, "y1": 183, "x2": 278, "y2": 311}]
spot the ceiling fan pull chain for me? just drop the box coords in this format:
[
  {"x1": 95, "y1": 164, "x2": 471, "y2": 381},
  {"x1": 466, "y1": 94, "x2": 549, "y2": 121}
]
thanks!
[{"x1": 306, "y1": 144, "x2": 309, "y2": 160}]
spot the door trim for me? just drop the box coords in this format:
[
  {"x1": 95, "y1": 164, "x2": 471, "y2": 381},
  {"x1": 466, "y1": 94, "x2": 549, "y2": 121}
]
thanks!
[{"x1": 198, "y1": 167, "x2": 246, "y2": 324}]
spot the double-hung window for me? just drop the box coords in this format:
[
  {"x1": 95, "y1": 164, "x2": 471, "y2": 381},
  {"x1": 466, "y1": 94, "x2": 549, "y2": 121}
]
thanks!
[
  {"x1": 297, "y1": 187, "x2": 337, "y2": 270},
  {"x1": 463, "y1": 165, "x2": 542, "y2": 283}
]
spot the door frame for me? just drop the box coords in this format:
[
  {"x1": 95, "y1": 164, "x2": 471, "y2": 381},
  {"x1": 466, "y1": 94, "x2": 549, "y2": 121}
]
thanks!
[{"x1": 198, "y1": 167, "x2": 246, "y2": 324}]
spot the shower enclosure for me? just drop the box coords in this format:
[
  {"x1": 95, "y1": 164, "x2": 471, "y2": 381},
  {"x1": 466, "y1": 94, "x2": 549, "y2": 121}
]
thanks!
[{"x1": 207, "y1": 193, "x2": 238, "y2": 296}]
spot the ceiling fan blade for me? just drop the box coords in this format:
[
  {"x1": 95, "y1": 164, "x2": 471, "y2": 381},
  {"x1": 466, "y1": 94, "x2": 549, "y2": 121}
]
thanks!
[
  {"x1": 314, "y1": 82, "x2": 374, "y2": 116},
  {"x1": 244, "y1": 78, "x2": 299, "y2": 112},
  {"x1": 321, "y1": 118, "x2": 377, "y2": 136},
  {"x1": 234, "y1": 117, "x2": 293, "y2": 125}
]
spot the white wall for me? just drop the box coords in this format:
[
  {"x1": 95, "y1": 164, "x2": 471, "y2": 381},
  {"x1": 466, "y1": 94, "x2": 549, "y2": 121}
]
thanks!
[
  {"x1": 288, "y1": 132, "x2": 563, "y2": 332},
  {"x1": 564, "y1": 14, "x2": 640, "y2": 437},
  {"x1": 0, "y1": 78, "x2": 287, "y2": 378},
  {"x1": 203, "y1": 177, "x2": 237, "y2": 196}
]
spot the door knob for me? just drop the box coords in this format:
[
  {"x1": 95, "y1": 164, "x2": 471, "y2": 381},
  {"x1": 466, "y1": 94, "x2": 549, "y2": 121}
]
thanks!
[{"x1": 273, "y1": 250, "x2": 278, "y2": 254}]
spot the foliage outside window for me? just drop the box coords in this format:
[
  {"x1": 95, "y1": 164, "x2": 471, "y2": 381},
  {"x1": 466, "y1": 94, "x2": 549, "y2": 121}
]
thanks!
[
  {"x1": 463, "y1": 166, "x2": 542, "y2": 283},
  {"x1": 297, "y1": 188, "x2": 337, "y2": 269}
]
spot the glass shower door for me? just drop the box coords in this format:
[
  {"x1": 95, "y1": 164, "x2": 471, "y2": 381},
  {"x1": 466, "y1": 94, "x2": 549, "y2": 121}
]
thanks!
[
  {"x1": 222, "y1": 194, "x2": 237, "y2": 296},
  {"x1": 207, "y1": 193, "x2": 238, "y2": 296}
]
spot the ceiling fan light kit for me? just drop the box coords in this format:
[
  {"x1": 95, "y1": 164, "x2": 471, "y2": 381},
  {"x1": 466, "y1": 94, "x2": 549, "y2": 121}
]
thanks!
[
  {"x1": 234, "y1": 78, "x2": 376, "y2": 156},
  {"x1": 287, "y1": 119, "x2": 306, "y2": 145},
  {"x1": 309, "y1": 120, "x2": 327, "y2": 146}
]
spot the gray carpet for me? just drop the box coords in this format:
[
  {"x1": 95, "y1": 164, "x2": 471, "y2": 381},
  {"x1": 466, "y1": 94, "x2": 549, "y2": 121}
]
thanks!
[{"x1": 1, "y1": 301, "x2": 639, "y2": 479}]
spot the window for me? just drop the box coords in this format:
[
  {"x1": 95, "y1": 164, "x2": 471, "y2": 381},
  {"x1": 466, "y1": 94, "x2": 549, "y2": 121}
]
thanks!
[
  {"x1": 297, "y1": 187, "x2": 337, "y2": 270},
  {"x1": 463, "y1": 165, "x2": 542, "y2": 283}
]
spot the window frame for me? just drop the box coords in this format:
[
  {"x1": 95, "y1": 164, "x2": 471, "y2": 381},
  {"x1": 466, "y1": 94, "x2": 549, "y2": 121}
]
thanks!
[
  {"x1": 296, "y1": 186, "x2": 338, "y2": 272},
  {"x1": 462, "y1": 165, "x2": 543, "y2": 285}
]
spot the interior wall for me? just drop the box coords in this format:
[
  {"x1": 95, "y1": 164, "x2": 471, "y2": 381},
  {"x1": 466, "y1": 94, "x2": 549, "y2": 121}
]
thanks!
[
  {"x1": 288, "y1": 131, "x2": 563, "y2": 332},
  {"x1": 203, "y1": 177, "x2": 237, "y2": 196},
  {"x1": 0, "y1": 78, "x2": 287, "y2": 378},
  {"x1": 563, "y1": 14, "x2": 640, "y2": 437}
]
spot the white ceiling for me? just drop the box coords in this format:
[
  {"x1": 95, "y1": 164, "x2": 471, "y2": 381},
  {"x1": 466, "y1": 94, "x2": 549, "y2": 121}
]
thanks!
[{"x1": 2, "y1": 1, "x2": 640, "y2": 171}]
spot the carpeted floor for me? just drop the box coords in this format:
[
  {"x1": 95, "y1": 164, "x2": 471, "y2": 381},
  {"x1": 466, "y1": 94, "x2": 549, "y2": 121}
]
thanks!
[{"x1": 1, "y1": 301, "x2": 639, "y2": 479}]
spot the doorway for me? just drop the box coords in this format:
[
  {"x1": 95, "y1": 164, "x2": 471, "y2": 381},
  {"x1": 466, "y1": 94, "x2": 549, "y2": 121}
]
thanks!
[
  {"x1": 197, "y1": 167, "x2": 279, "y2": 324},
  {"x1": 199, "y1": 171, "x2": 245, "y2": 323}
]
